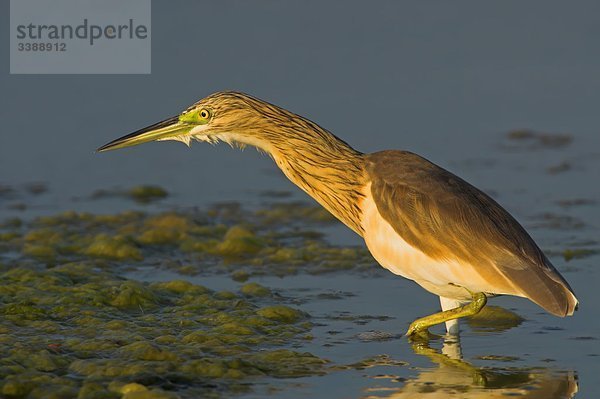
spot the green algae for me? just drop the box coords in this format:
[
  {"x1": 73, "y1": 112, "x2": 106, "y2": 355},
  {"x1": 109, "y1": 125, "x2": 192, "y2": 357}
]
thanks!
[
  {"x1": 22, "y1": 243, "x2": 58, "y2": 260},
  {"x1": 339, "y1": 354, "x2": 409, "y2": 370},
  {"x1": 230, "y1": 270, "x2": 250, "y2": 282},
  {"x1": 137, "y1": 213, "x2": 190, "y2": 245},
  {"x1": 150, "y1": 280, "x2": 209, "y2": 295},
  {"x1": 0, "y1": 232, "x2": 20, "y2": 241},
  {"x1": 110, "y1": 281, "x2": 159, "y2": 309},
  {"x1": 246, "y1": 350, "x2": 327, "y2": 377},
  {"x1": 0, "y1": 217, "x2": 22, "y2": 229},
  {"x1": 562, "y1": 248, "x2": 598, "y2": 261},
  {"x1": 214, "y1": 225, "x2": 264, "y2": 258},
  {"x1": 256, "y1": 202, "x2": 336, "y2": 224},
  {"x1": 505, "y1": 129, "x2": 573, "y2": 149},
  {"x1": 2, "y1": 380, "x2": 31, "y2": 397},
  {"x1": 85, "y1": 234, "x2": 143, "y2": 261},
  {"x1": 0, "y1": 262, "x2": 324, "y2": 398},
  {"x1": 0, "y1": 202, "x2": 391, "y2": 396},
  {"x1": 240, "y1": 282, "x2": 271, "y2": 297},
  {"x1": 128, "y1": 185, "x2": 169, "y2": 204},
  {"x1": 91, "y1": 186, "x2": 168, "y2": 205},
  {"x1": 1, "y1": 202, "x2": 375, "y2": 276},
  {"x1": 475, "y1": 354, "x2": 521, "y2": 362},
  {"x1": 118, "y1": 341, "x2": 180, "y2": 362},
  {"x1": 467, "y1": 306, "x2": 524, "y2": 333},
  {"x1": 257, "y1": 305, "x2": 306, "y2": 323}
]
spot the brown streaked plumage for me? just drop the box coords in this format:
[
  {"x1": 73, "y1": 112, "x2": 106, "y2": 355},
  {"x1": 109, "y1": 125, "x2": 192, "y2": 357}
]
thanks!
[{"x1": 97, "y1": 91, "x2": 578, "y2": 335}]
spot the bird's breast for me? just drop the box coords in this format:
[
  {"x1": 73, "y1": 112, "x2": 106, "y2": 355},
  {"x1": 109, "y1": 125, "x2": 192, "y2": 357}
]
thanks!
[{"x1": 360, "y1": 184, "x2": 496, "y2": 299}]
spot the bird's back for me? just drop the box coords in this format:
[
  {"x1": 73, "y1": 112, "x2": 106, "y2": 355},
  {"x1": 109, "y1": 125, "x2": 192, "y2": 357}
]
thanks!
[{"x1": 363, "y1": 150, "x2": 578, "y2": 317}]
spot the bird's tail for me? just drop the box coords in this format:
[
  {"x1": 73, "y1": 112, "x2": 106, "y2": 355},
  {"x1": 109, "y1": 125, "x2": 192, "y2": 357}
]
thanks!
[
  {"x1": 520, "y1": 261, "x2": 578, "y2": 317},
  {"x1": 535, "y1": 284, "x2": 578, "y2": 317},
  {"x1": 500, "y1": 254, "x2": 578, "y2": 317},
  {"x1": 565, "y1": 290, "x2": 579, "y2": 316}
]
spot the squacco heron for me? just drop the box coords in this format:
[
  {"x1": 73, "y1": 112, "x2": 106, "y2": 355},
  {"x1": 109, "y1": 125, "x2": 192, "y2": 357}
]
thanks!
[{"x1": 98, "y1": 91, "x2": 578, "y2": 336}]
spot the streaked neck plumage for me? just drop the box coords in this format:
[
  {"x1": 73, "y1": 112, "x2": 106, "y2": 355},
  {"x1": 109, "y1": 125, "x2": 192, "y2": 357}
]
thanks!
[
  {"x1": 202, "y1": 96, "x2": 368, "y2": 235},
  {"x1": 266, "y1": 122, "x2": 367, "y2": 236}
]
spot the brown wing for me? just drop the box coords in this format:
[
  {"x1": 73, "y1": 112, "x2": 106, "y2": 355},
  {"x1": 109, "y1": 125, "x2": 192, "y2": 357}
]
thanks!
[{"x1": 366, "y1": 150, "x2": 577, "y2": 316}]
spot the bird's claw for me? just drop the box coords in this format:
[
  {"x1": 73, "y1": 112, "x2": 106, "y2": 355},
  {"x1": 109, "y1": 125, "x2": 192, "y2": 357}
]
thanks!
[{"x1": 405, "y1": 322, "x2": 429, "y2": 338}]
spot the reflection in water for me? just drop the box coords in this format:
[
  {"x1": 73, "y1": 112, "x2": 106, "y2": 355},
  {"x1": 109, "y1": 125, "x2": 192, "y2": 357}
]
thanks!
[
  {"x1": 365, "y1": 336, "x2": 578, "y2": 399},
  {"x1": 464, "y1": 305, "x2": 524, "y2": 333}
]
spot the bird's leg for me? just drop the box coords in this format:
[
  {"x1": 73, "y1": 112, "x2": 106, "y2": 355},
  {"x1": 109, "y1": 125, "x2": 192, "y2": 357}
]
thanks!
[
  {"x1": 440, "y1": 297, "x2": 465, "y2": 335},
  {"x1": 406, "y1": 292, "x2": 487, "y2": 336}
]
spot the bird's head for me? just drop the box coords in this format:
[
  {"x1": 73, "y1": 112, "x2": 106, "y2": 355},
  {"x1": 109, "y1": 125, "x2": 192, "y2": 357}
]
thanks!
[{"x1": 97, "y1": 91, "x2": 277, "y2": 153}]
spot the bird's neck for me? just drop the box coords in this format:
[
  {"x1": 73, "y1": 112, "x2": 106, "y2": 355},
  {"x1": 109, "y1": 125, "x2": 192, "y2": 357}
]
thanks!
[{"x1": 262, "y1": 122, "x2": 368, "y2": 236}]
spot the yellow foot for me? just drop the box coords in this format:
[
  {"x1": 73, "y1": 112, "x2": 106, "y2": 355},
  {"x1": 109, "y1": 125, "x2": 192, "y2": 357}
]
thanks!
[
  {"x1": 405, "y1": 292, "x2": 487, "y2": 337},
  {"x1": 406, "y1": 328, "x2": 441, "y2": 343},
  {"x1": 406, "y1": 320, "x2": 434, "y2": 337}
]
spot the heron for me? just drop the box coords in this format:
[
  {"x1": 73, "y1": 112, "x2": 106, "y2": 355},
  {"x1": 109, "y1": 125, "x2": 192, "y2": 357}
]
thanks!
[{"x1": 97, "y1": 91, "x2": 578, "y2": 336}]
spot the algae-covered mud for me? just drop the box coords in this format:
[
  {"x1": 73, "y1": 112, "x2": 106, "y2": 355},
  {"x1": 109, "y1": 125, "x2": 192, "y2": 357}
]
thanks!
[
  {"x1": 0, "y1": 264, "x2": 322, "y2": 398},
  {"x1": 1, "y1": 182, "x2": 597, "y2": 398},
  {"x1": 0, "y1": 202, "x2": 370, "y2": 398}
]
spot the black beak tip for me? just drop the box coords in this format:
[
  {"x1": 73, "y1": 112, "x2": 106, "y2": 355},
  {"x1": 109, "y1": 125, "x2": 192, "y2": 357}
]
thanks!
[
  {"x1": 95, "y1": 143, "x2": 112, "y2": 153},
  {"x1": 96, "y1": 136, "x2": 129, "y2": 153}
]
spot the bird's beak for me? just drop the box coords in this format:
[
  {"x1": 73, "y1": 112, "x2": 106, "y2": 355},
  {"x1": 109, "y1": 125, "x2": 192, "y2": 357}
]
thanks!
[{"x1": 96, "y1": 115, "x2": 190, "y2": 152}]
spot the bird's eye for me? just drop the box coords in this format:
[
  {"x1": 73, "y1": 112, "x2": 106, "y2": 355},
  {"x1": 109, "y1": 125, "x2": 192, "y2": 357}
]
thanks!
[{"x1": 200, "y1": 109, "x2": 210, "y2": 119}]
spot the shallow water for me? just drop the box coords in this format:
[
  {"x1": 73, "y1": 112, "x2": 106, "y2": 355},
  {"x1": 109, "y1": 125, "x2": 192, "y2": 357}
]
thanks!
[{"x1": 128, "y1": 267, "x2": 590, "y2": 399}]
